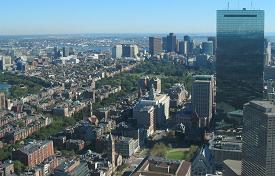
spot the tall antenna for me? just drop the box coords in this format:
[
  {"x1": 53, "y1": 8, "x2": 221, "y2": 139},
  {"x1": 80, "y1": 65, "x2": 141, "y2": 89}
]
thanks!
[
  {"x1": 227, "y1": 1, "x2": 230, "y2": 10},
  {"x1": 251, "y1": 1, "x2": 253, "y2": 9}
]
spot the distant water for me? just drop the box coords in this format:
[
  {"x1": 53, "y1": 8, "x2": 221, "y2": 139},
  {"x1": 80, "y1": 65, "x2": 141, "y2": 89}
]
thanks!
[{"x1": 0, "y1": 82, "x2": 12, "y2": 95}]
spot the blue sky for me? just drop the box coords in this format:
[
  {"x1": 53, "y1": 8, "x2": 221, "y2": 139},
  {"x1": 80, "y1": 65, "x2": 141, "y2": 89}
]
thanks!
[{"x1": 0, "y1": 0, "x2": 274, "y2": 35}]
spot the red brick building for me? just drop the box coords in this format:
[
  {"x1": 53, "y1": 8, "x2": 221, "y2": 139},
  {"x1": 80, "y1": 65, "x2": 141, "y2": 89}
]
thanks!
[{"x1": 12, "y1": 140, "x2": 54, "y2": 168}]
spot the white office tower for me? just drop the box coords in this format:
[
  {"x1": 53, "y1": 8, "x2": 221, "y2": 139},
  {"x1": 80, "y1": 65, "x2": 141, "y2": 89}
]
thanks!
[{"x1": 112, "y1": 45, "x2": 122, "y2": 58}]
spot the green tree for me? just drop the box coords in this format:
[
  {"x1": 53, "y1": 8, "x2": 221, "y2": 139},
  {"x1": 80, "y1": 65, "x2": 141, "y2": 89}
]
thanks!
[
  {"x1": 150, "y1": 143, "x2": 170, "y2": 157},
  {"x1": 14, "y1": 160, "x2": 25, "y2": 174}
]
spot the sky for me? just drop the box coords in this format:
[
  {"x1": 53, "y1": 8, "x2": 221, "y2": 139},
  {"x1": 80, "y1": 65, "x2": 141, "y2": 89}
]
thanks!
[{"x1": 0, "y1": 0, "x2": 274, "y2": 35}]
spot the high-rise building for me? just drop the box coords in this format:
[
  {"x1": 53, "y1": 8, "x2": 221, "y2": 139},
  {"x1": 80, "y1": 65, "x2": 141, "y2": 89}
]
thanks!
[
  {"x1": 178, "y1": 41, "x2": 186, "y2": 55},
  {"x1": 62, "y1": 47, "x2": 69, "y2": 57},
  {"x1": 166, "y1": 33, "x2": 177, "y2": 52},
  {"x1": 183, "y1": 36, "x2": 193, "y2": 55},
  {"x1": 112, "y1": 45, "x2": 123, "y2": 58},
  {"x1": 201, "y1": 41, "x2": 214, "y2": 55},
  {"x1": 184, "y1": 35, "x2": 191, "y2": 42},
  {"x1": 242, "y1": 101, "x2": 275, "y2": 176},
  {"x1": 0, "y1": 56, "x2": 12, "y2": 70},
  {"x1": 122, "y1": 44, "x2": 138, "y2": 58},
  {"x1": 134, "y1": 86, "x2": 170, "y2": 128},
  {"x1": 162, "y1": 37, "x2": 167, "y2": 51},
  {"x1": 149, "y1": 37, "x2": 162, "y2": 55},
  {"x1": 133, "y1": 105, "x2": 155, "y2": 136},
  {"x1": 207, "y1": 36, "x2": 217, "y2": 54},
  {"x1": 216, "y1": 9, "x2": 265, "y2": 109},
  {"x1": 54, "y1": 46, "x2": 60, "y2": 59},
  {"x1": 264, "y1": 39, "x2": 272, "y2": 66},
  {"x1": 192, "y1": 75, "x2": 214, "y2": 127},
  {"x1": 69, "y1": 47, "x2": 74, "y2": 55}
]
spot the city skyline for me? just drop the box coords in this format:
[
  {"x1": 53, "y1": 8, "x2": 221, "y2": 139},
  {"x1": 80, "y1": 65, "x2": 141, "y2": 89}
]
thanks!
[{"x1": 1, "y1": 0, "x2": 275, "y2": 35}]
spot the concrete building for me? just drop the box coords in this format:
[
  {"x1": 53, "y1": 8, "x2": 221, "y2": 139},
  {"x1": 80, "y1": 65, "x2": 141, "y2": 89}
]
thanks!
[
  {"x1": 242, "y1": 101, "x2": 275, "y2": 176},
  {"x1": 0, "y1": 56, "x2": 12, "y2": 70},
  {"x1": 223, "y1": 160, "x2": 241, "y2": 176},
  {"x1": 12, "y1": 140, "x2": 54, "y2": 168},
  {"x1": 202, "y1": 41, "x2": 214, "y2": 55},
  {"x1": 62, "y1": 47, "x2": 69, "y2": 57},
  {"x1": 167, "y1": 33, "x2": 177, "y2": 53},
  {"x1": 195, "y1": 54, "x2": 210, "y2": 69},
  {"x1": 207, "y1": 37, "x2": 217, "y2": 54},
  {"x1": 264, "y1": 65, "x2": 275, "y2": 81},
  {"x1": 162, "y1": 37, "x2": 167, "y2": 51},
  {"x1": 134, "y1": 87, "x2": 170, "y2": 128},
  {"x1": 112, "y1": 45, "x2": 123, "y2": 59},
  {"x1": 115, "y1": 136, "x2": 139, "y2": 157},
  {"x1": 209, "y1": 135, "x2": 242, "y2": 166},
  {"x1": 264, "y1": 40, "x2": 272, "y2": 66},
  {"x1": 132, "y1": 157, "x2": 191, "y2": 176},
  {"x1": 122, "y1": 44, "x2": 138, "y2": 58},
  {"x1": 133, "y1": 105, "x2": 155, "y2": 136},
  {"x1": 192, "y1": 75, "x2": 214, "y2": 128},
  {"x1": 149, "y1": 37, "x2": 162, "y2": 55}
]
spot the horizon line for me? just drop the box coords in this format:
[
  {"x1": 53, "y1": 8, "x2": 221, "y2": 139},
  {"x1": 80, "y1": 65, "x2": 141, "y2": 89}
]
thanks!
[{"x1": 0, "y1": 32, "x2": 275, "y2": 37}]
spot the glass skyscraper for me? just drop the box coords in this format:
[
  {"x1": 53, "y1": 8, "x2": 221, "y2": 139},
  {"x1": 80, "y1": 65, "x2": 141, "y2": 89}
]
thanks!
[{"x1": 216, "y1": 9, "x2": 265, "y2": 109}]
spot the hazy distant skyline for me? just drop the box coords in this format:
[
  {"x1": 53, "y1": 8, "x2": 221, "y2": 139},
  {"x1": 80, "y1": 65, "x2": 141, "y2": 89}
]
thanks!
[{"x1": 0, "y1": 0, "x2": 274, "y2": 35}]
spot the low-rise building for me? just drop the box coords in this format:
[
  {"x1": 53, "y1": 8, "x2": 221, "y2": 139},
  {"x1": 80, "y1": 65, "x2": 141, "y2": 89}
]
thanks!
[
  {"x1": 167, "y1": 83, "x2": 188, "y2": 108},
  {"x1": 132, "y1": 157, "x2": 191, "y2": 176},
  {"x1": 0, "y1": 161, "x2": 15, "y2": 176},
  {"x1": 65, "y1": 139, "x2": 85, "y2": 151},
  {"x1": 209, "y1": 135, "x2": 242, "y2": 167},
  {"x1": 12, "y1": 140, "x2": 54, "y2": 168},
  {"x1": 54, "y1": 160, "x2": 89, "y2": 176}
]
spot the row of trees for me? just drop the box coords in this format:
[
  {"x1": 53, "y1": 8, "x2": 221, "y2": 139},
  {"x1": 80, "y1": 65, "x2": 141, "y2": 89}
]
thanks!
[{"x1": 0, "y1": 72, "x2": 50, "y2": 98}]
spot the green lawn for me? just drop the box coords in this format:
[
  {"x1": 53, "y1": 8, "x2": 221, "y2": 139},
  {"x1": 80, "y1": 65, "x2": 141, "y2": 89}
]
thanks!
[
  {"x1": 166, "y1": 149, "x2": 188, "y2": 160},
  {"x1": 165, "y1": 146, "x2": 198, "y2": 161}
]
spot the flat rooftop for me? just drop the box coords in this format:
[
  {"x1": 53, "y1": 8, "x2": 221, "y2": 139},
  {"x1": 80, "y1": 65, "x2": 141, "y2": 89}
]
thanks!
[
  {"x1": 19, "y1": 140, "x2": 52, "y2": 155},
  {"x1": 223, "y1": 160, "x2": 242, "y2": 175}
]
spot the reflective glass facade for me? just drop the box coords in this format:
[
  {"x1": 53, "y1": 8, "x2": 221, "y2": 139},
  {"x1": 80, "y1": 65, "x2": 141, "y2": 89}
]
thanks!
[{"x1": 216, "y1": 9, "x2": 265, "y2": 109}]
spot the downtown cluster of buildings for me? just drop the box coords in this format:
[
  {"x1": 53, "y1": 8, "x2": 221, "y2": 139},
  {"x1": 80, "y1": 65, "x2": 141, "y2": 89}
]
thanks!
[
  {"x1": 148, "y1": 33, "x2": 216, "y2": 70},
  {"x1": 0, "y1": 7, "x2": 275, "y2": 176}
]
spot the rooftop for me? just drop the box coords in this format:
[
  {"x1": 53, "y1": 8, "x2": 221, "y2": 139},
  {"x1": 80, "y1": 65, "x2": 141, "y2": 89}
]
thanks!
[
  {"x1": 247, "y1": 100, "x2": 275, "y2": 114},
  {"x1": 223, "y1": 160, "x2": 242, "y2": 175},
  {"x1": 19, "y1": 140, "x2": 52, "y2": 155},
  {"x1": 132, "y1": 157, "x2": 191, "y2": 176}
]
